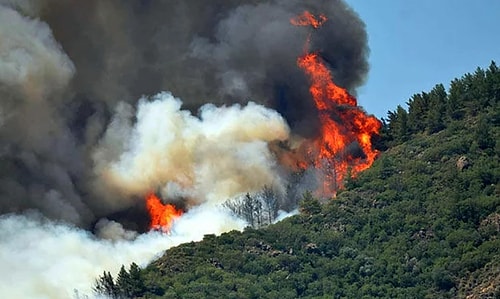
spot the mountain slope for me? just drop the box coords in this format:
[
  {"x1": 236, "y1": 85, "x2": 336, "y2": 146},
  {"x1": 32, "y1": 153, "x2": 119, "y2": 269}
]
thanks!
[{"x1": 96, "y1": 62, "x2": 499, "y2": 299}]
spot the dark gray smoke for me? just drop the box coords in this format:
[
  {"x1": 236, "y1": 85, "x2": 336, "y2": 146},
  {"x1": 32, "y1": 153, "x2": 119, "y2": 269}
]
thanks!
[{"x1": 0, "y1": 0, "x2": 368, "y2": 228}]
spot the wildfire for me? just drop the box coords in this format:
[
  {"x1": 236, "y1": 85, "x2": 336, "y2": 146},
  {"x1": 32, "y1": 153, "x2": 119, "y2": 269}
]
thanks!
[
  {"x1": 291, "y1": 11, "x2": 381, "y2": 196},
  {"x1": 290, "y1": 11, "x2": 327, "y2": 29},
  {"x1": 145, "y1": 193, "x2": 183, "y2": 232}
]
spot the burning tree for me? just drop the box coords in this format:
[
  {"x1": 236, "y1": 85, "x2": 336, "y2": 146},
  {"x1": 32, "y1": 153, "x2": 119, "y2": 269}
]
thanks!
[{"x1": 291, "y1": 11, "x2": 381, "y2": 197}]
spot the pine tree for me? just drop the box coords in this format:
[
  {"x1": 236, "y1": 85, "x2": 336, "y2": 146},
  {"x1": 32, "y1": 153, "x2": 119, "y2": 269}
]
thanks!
[
  {"x1": 485, "y1": 61, "x2": 500, "y2": 105},
  {"x1": 93, "y1": 271, "x2": 118, "y2": 298},
  {"x1": 475, "y1": 115, "x2": 495, "y2": 150},
  {"x1": 116, "y1": 265, "x2": 132, "y2": 298},
  {"x1": 447, "y1": 78, "x2": 466, "y2": 120},
  {"x1": 386, "y1": 105, "x2": 409, "y2": 143},
  {"x1": 128, "y1": 262, "x2": 146, "y2": 297},
  {"x1": 407, "y1": 93, "x2": 429, "y2": 133},
  {"x1": 299, "y1": 191, "x2": 321, "y2": 215},
  {"x1": 426, "y1": 84, "x2": 447, "y2": 133}
]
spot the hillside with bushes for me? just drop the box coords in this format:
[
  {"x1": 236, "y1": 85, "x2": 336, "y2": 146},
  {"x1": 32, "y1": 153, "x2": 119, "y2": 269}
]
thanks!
[{"x1": 94, "y1": 62, "x2": 499, "y2": 298}]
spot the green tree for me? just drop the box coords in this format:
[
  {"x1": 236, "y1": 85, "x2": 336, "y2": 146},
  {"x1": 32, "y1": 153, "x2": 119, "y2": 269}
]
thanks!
[
  {"x1": 128, "y1": 262, "x2": 146, "y2": 297},
  {"x1": 447, "y1": 78, "x2": 466, "y2": 120},
  {"x1": 116, "y1": 265, "x2": 132, "y2": 297},
  {"x1": 93, "y1": 271, "x2": 118, "y2": 298},
  {"x1": 475, "y1": 115, "x2": 495, "y2": 150},
  {"x1": 426, "y1": 84, "x2": 447, "y2": 133},
  {"x1": 299, "y1": 191, "x2": 321, "y2": 215},
  {"x1": 485, "y1": 61, "x2": 500, "y2": 103},
  {"x1": 407, "y1": 93, "x2": 429, "y2": 133},
  {"x1": 386, "y1": 105, "x2": 409, "y2": 143}
]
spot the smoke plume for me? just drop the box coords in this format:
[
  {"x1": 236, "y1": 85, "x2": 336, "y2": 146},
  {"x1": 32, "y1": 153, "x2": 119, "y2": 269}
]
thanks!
[
  {"x1": 0, "y1": 0, "x2": 369, "y2": 297},
  {"x1": 92, "y1": 92, "x2": 289, "y2": 211},
  {"x1": 0, "y1": 0, "x2": 367, "y2": 225},
  {"x1": 0, "y1": 210, "x2": 246, "y2": 298}
]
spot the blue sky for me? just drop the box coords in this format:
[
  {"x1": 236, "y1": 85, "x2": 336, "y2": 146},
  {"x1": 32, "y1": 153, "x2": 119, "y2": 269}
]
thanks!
[{"x1": 344, "y1": 0, "x2": 500, "y2": 119}]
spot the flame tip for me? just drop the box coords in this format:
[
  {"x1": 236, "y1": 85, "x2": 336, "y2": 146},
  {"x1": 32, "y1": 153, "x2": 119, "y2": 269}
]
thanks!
[{"x1": 145, "y1": 193, "x2": 183, "y2": 232}]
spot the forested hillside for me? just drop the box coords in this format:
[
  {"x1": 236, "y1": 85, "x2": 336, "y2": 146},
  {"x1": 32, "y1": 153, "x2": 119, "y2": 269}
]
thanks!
[{"x1": 94, "y1": 62, "x2": 499, "y2": 298}]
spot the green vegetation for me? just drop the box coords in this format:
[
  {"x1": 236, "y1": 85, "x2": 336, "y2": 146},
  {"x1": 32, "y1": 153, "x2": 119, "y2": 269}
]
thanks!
[
  {"x1": 94, "y1": 263, "x2": 146, "y2": 298},
  {"x1": 94, "y1": 61, "x2": 499, "y2": 298}
]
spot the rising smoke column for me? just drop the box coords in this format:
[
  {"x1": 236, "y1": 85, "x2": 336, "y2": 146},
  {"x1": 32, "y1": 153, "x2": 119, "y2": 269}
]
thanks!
[
  {"x1": 0, "y1": 2, "x2": 93, "y2": 225},
  {"x1": 0, "y1": 0, "x2": 369, "y2": 225},
  {"x1": 0, "y1": 0, "x2": 372, "y2": 297}
]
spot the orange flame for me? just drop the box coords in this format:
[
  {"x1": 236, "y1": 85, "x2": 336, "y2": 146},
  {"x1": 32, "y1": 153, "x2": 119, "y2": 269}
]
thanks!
[
  {"x1": 145, "y1": 193, "x2": 183, "y2": 232},
  {"x1": 291, "y1": 11, "x2": 327, "y2": 29},
  {"x1": 291, "y1": 11, "x2": 381, "y2": 196}
]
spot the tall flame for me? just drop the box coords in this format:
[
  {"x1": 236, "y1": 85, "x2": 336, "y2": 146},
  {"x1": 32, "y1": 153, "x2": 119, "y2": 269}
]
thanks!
[
  {"x1": 145, "y1": 193, "x2": 183, "y2": 232},
  {"x1": 292, "y1": 11, "x2": 381, "y2": 196}
]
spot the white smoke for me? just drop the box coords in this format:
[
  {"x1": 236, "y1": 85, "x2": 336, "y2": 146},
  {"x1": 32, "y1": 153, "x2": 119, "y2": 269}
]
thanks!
[
  {"x1": 0, "y1": 3, "x2": 92, "y2": 227},
  {"x1": 93, "y1": 92, "x2": 290, "y2": 210},
  {"x1": 0, "y1": 4, "x2": 74, "y2": 99},
  {"x1": 0, "y1": 207, "x2": 246, "y2": 299},
  {"x1": 0, "y1": 91, "x2": 292, "y2": 298},
  {"x1": 274, "y1": 209, "x2": 299, "y2": 223},
  {"x1": 94, "y1": 218, "x2": 138, "y2": 241},
  {"x1": 0, "y1": 2, "x2": 311, "y2": 298}
]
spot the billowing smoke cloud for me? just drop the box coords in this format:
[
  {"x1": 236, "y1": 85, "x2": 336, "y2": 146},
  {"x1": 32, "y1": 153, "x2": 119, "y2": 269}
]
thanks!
[
  {"x1": 39, "y1": 0, "x2": 367, "y2": 134},
  {"x1": 0, "y1": 0, "x2": 367, "y2": 226},
  {"x1": 0, "y1": 209, "x2": 246, "y2": 298},
  {"x1": 0, "y1": 0, "x2": 368, "y2": 297},
  {"x1": 0, "y1": 3, "x2": 92, "y2": 226},
  {"x1": 92, "y1": 92, "x2": 289, "y2": 211}
]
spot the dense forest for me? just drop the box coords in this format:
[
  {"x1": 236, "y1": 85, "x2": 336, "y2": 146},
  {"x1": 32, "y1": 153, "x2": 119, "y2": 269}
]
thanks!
[{"x1": 94, "y1": 62, "x2": 499, "y2": 298}]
